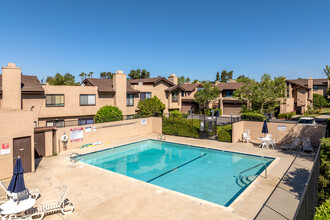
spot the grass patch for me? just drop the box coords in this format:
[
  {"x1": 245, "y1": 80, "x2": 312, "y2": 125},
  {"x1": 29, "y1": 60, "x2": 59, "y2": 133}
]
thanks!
[{"x1": 321, "y1": 108, "x2": 330, "y2": 115}]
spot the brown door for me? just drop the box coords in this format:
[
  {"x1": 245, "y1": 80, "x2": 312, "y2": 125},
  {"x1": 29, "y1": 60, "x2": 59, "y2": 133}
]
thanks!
[
  {"x1": 34, "y1": 132, "x2": 45, "y2": 157},
  {"x1": 13, "y1": 137, "x2": 32, "y2": 172}
]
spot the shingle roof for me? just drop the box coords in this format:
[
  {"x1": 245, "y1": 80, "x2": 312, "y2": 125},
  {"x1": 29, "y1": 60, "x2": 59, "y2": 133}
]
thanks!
[
  {"x1": 165, "y1": 85, "x2": 187, "y2": 92},
  {"x1": 0, "y1": 75, "x2": 44, "y2": 93},
  {"x1": 286, "y1": 80, "x2": 311, "y2": 90},
  {"x1": 287, "y1": 78, "x2": 328, "y2": 86},
  {"x1": 180, "y1": 83, "x2": 203, "y2": 92},
  {"x1": 83, "y1": 78, "x2": 140, "y2": 94},
  {"x1": 216, "y1": 82, "x2": 244, "y2": 91},
  {"x1": 128, "y1": 77, "x2": 175, "y2": 86}
]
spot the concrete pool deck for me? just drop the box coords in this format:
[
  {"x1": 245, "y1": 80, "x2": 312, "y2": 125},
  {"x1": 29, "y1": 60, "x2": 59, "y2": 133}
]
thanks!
[{"x1": 3, "y1": 134, "x2": 315, "y2": 219}]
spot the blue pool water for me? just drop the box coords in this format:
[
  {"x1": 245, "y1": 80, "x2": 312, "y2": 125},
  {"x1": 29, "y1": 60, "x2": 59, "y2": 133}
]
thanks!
[{"x1": 79, "y1": 139, "x2": 274, "y2": 207}]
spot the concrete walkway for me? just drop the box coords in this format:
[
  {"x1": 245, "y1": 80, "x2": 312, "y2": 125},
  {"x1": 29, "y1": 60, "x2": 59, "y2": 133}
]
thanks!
[{"x1": 1, "y1": 134, "x2": 316, "y2": 219}]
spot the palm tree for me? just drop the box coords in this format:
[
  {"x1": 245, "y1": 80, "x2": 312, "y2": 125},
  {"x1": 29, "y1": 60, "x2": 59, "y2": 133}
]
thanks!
[
  {"x1": 324, "y1": 65, "x2": 330, "y2": 80},
  {"x1": 79, "y1": 72, "x2": 87, "y2": 82}
]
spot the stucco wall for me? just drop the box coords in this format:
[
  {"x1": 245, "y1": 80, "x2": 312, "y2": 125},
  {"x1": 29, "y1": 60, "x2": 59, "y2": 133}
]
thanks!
[
  {"x1": 0, "y1": 109, "x2": 34, "y2": 180},
  {"x1": 232, "y1": 121, "x2": 325, "y2": 147},
  {"x1": 55, "y1": 117, "x2": 162, "y2": 152}
]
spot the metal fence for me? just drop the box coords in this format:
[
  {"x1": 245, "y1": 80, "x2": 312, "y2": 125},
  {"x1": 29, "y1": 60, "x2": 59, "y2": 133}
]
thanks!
[{"x1": 293, "y1": 145, "x2": 321, "y2": 220}]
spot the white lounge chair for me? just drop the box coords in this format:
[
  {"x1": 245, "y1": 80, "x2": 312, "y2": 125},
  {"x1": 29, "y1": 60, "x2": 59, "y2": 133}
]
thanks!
[
  {"x1": 281, "y1": 138, "x2": 301, "y2": 150},
  {"x1": 27, "y1": 185, "x2": 74, "y2": 220},
  {"x1": 259, "y1": 134, "x2": 273, "y2": 149},
  {"x1": 242, "y1": 129, "x2": 251, "y2": 143},
  {"x1": 302, "y1": 137, "x2": 313, "y2": 152},
  {"x1": 270, "y1": 137, "x2": 277, "y2": 148},
  {"x1": 0, "y1": 181, "x2": 40, "y2": 201}
]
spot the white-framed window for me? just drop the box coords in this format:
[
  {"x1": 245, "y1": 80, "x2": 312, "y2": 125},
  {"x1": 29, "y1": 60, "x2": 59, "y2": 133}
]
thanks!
[
  {"x1": 80, "y1": 94, "x2": 96, "y2": 106},
  {"x1": 127, "y1": 94, "x2": 134, "y2": 106},
  {"x1": 140, "y1": 92, "x2": 151, "y2": 100},
  {"x1": 46, "y1": 94, "x2": 64, "y2": 107},
  {"x1": 46, "y1": 120, "x2": 64, "y2": 128}
]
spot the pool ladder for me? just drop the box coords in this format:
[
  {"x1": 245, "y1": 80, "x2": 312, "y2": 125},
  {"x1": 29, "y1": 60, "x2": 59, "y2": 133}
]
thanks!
[
  {"x1": 239, "y1": 163, "x2": 267, "y2": 178},
  {"x1": 158, "y1": 134, "x2": 166, "y2": 141}
]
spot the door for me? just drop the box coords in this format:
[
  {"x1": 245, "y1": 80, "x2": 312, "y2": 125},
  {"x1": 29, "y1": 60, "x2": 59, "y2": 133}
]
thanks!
[
  {"x1": 34, "y1": 132, "x2": 45, "y2": 157},
  {"x1": 13, "y1": 137, "x2": 32, "y2": 172},
  {"x1": 223, "y1": 103, "x2": 242, "y2": 115}
]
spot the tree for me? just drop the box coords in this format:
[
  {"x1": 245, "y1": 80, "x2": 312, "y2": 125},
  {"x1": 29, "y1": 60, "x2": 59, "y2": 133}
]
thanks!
[
  {"x1": 194, "y1": 83, "x2": 220, "y2": 109},
  {"x1": 137, "y1": 96, "x2": 165, "y2": 117},
  {"x1": 234, "y1": 74, "x2": 286, "y2": 113},
  {"x1": 46, "y1": 73, "x2": 79, "y2": 85},
  {"x1": 88, "y1": 72, "x2": 94, "y2": 78},
  {"x1": 192, "y1": 79, "x2": 199, "y2": 84},
  {"x1": 324, "y1": 65, "x2": 330, "y2": 80},
  {"x1": 128, "y1": 69, "x2": 150, "y2": 79},
  {"x1": 186, "y1": 77, "x2": 191, "y2": 83},
  {"x1": 100, "y1": 72, "x2": 114, "y2": 79},
  {"x1": 94, "y1": 105, "x2": 123, "y2": 123},
  {"x1": 220, "y1": 70, "x2": 233, "y2": 83},
  {"x1": 79, "y1": 72, "x2": 87, "y2": 82},
  {"x1": 178, "y1": 76, "x2": 191, "y2": 85},
  {"x1": 216, "y1": 72, "x2": 220, "y2": 81},
  {"x1": 313, "y1": 94, "x2": 327, "y2": 109},
  {"x1": 236, "y1": 75, "x2": 252, "y2": 83}
]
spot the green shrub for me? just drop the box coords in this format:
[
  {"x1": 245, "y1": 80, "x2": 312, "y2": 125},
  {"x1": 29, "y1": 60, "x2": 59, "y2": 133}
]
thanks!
[
  {"x1": 319, "y1": 138, "x2": 330, "y2": 204},
  {"x1": 217, "y1": 125, "x2": 232, "y2": 142},
  {"x1": 278, "y1": 113, "x2": 287, "y2": 119},
  {"x1": 278, "y1": 112, "x2": 296, "y2": 119},
  {"x1": 313, "y1": 94, "x2": 328, "y2": 109},
  {"x1": 203, "y1": 109, "x2": 210, "y2": 115},
  {"x1": 314, "y1": 199, "x2": 330, "y2": 220},
  {"x1": 212, "y1": 108, "x2": 222, "y2": 116},
  {"x1": 170, "y1": 110, "x2": 182, "y2": 118},
  {"x1": 162, "y1": 116, "x2": 200, "y2": 138},
  {"x1": 94, "y1": 105, "x2": 123, "y2": 123},
  {"x1": 194, "y1": 109, "x2": 202, "y2": 114},
  {"x1": 241, "y1": 112, "x2": 266, "y2": 121},
  {"x1": 137, "y1": 96, "x2": 165, "y2": 117}
]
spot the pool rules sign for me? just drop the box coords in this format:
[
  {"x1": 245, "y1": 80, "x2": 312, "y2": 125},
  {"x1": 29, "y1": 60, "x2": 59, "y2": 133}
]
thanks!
[
  {"x1": 70, "y1": 127, "x2": 84, "y2": 143},
  {"x1": 1, "y1": 143, "x2": 10, "y2": 155}
]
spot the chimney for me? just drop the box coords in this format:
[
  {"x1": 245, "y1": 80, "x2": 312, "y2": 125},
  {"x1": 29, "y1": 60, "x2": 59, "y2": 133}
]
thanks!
[
  {"x1": 113, "y1": 70, "x2": 127, "y2": 114},
  {"x1": 308, "y1": 77, "x2": 313, "y2": 102},
  {"x1": 215, "y1": 80, "x2": 220, "y2": 86},
  {"x1": 168, "y1": 74, "x2": 178, "y2": 85},
  {"x1": 2, "y1": 63, "x2": 22, "y2": 110}
]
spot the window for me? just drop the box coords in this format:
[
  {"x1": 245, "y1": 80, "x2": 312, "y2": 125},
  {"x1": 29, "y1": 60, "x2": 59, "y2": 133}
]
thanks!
[
  {"x1": 181, "y1": 91, "x2": 185, "y2": 97},
  {"x1": 172, "y1": 91, "x2": 178, "y2": 102},
  {"x1": 197, "y1": 87, "x2": 203, "y2": 91},
  {"x1": 46, "y1": 120, "x2": 64, "y2": 128},
  {"x1": 225, "y1": 90, "x2": 234, "y2": 97},
  {"x1": 46, "y1": 94, "x2": 64, "y2": 107},
  {"x1": 80, "y1": 94, "x2": 96, "y2": 106},
  {"x1": 140, "y1": 92, "x2": 151, "y2": 100},
  {"x1": 127, "y1": 94, "x2": 134, "y2": 106},
  {"x1": 313, "y1": 86, "x2": 318, "y2": 91},
  {"x1": 287, "y1": 82, "x2": 290, "y2": 97},
  {"x1": 34, "y1": 121, "x2": 37, "y2": 128},
  {"x1": 78, "y1": 118, "x2": 94, "y2": 126}
]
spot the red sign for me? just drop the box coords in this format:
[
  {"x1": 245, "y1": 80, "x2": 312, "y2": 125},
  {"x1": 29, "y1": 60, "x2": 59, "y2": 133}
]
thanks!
[
  {"x1": 70, "y1": 127, "x2": 84, "y2": 143},
  {"x1": 2, "y1": 143, "x2": 9, "y2": 149}
]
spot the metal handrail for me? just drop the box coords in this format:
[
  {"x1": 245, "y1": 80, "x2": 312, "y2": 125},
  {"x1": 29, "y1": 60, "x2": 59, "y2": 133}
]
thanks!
[{"x1": 239, "y1": 163, "x2": 267, "y2": 178}]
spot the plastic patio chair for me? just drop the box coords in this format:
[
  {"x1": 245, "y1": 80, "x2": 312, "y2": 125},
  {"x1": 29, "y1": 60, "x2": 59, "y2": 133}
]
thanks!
[
  {"x1": 242, "y1": 129, "x2": 251, "y2": 143},
  {"x1": 0, "y1": 181, "x2": 40, "y2": 201},
  {"x1": 27, "y1": 185, "x2": 74, "y2": 220}
]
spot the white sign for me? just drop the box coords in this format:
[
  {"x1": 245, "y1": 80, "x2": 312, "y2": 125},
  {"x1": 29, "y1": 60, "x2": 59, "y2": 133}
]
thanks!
[
  {"x1": 141, "y1": 119, "x2": 147, "y2": 125},
  {"x1": 282, "y1": 125, "x2": 286, "y2": 131},
  {"x1": 1, "y1": 143, "x2": 10, "y2": 155},
  {"x1": 70, "y1": 127, "x2": 84, "y2": 142},
  {"x1": 93, "y1": 126, "x2": 96, "y2": 132},
  {"x1": 278, "y1": 125, "x2": 282, "y2": 131},
  {"x1": 85, "y1": 126, "x2": 92, "y2": 133}
]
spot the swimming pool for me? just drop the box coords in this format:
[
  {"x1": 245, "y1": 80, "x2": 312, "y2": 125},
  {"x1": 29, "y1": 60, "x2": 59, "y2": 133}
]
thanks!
[{"x1": 79, "y1": 139, "x2": 274, "y2": 207}]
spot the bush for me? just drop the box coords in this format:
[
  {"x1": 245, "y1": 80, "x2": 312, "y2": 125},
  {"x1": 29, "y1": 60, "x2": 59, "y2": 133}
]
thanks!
[
  {"x1": 170, "y1": 110, "x2": 182, "y2": 118},
  {"x1": 217, "y1": 125, "x2": 232, "y2": 142},
  {"x1": 212, "y1": 108, "x2": 222, "y2": 116},
  {"x1": 314, "y1": 199, "x2": 330, "y2": 220},
  {"x1": 278, "y1": 113, "x2": 287, "y2": 119},
  {"x1": 313, "y1": 94, "x2": 328, "y2": 109},
  {"x1": 241, "y1": 112, "x2": 266, "y2": 121},
  {"x1": 162, "y1": 116, "x2": 200, "y2": 138},
  {"x1": 319, "y1": 138, "x2": 330, "y2": 204},
  {"x1": 137, "y1": 96, "x2": 165, "y2": 117},
  {"x1": 203, "y1": 109, "x2": 210, "y2": 115},
  {"x1": 94, "y1": 105, "x2": 123, "y2": 123},
  {"x1": 278, "y1": 112, "x2": 296, "y2": 119}
]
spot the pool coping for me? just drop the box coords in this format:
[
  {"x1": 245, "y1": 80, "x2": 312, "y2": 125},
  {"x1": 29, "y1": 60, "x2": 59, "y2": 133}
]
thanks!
[{"x1": 71, "y1": 137, "x2": 280, "y2": 213}]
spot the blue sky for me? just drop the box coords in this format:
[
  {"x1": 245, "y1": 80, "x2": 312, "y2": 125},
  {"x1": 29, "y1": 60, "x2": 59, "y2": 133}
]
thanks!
[{"x1": 0, "y1": 0, "x2": 329, "y2": 82}]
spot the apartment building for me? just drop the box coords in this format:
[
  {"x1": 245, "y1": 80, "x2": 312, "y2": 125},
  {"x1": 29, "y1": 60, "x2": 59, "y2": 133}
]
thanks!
[{"x1": 0, "y1": 63, "x2": 186, "y2": 128}]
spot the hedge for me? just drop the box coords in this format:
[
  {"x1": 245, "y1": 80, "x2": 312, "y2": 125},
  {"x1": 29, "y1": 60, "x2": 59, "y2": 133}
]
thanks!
[
  {"x1": 162, "y1": 116, "x2": 200, "y2": 138},
  {"x1": 318, "y1": 138, "x2": 330, "y2": 205},
  {"x1": 217, "y1": 125, "x2": 232, "y2": 142},
  {"x1": 170, "y1": 110, "x2": 182, "y2": 118},
  {"x1": 241, "y1": 112, "x2": 266, "y2": 121},
  {"x1": 94, "y1": 105, "x2": 123, "y2": 123},
  {"x1": 314, "y1": 199, "x2": 330, "y2": 220},
  {"x1": 212, "y1": 108, "x2": 222, "y2": 116},
  {"x1": 278, "y1": 112, "x2": 296, "y2": 119}
]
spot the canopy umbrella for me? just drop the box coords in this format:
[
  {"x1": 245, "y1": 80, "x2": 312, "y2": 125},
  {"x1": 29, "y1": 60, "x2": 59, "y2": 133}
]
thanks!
[
  {"x1": 262, "y1": 120, "x2": 268, "y2": 138},
  {"x1": 7, "y1": 157, "x2": 26, "y2": 194}
]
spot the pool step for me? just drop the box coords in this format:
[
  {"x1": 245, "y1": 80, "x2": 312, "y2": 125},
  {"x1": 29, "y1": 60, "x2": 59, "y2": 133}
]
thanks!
[{"x1": 236, "y1": 175, "x2": 257, "y2": 187}]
